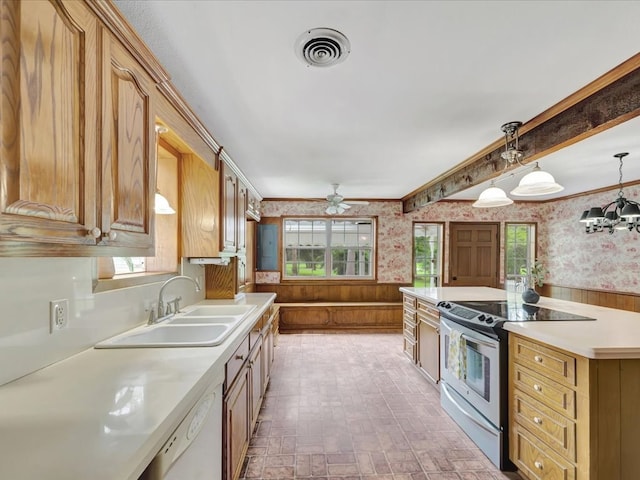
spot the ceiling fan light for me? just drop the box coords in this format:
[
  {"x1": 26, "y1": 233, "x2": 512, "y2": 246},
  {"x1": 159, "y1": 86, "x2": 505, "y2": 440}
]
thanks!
[
  {"x1": 326, "y1": 205, "x2": 338, "y2": 215},
  {"x1": 510, "y1": 165, "x2": 564, "y2": 196},
  {"x1": 472, "y1": 186, "x2": 513, "y2": 208}
]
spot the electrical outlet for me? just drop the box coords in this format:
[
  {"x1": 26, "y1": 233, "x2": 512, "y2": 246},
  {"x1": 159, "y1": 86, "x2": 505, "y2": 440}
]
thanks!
[{"x1": 49, "y1": 299, "x2": 69, "y2": 333}]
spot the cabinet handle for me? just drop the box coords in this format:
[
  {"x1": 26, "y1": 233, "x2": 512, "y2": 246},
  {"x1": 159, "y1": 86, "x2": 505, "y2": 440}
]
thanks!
[
  {"x1": 235, "y1": 354, "x2": 244, "y2": 360},
  {"x1": 533, "y1": 416, "x2": 543, "y2": 425},
  {"x1": 534, "y1": 461, "x2": 544, "y2": 470},
  {"x1": 103, "y1": 231, "x2": 117, "y2": 241},
  {"x1": 87, "y1": 227, "x2": 102, "y2": 238},
  {"x1": 534, "y1": 355, "x2": 543, "y2": 363},
  {"x1": 533, "y1": 384, "x2": 543, "y2": 392}
]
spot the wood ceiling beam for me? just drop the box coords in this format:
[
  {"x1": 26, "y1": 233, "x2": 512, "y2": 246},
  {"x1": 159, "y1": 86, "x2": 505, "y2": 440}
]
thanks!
[{"x1": 402, "y1": 53, "x2": 640, "y2": 213}]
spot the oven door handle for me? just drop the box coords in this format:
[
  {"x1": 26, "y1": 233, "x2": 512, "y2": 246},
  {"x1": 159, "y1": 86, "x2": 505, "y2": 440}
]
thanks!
[
  {"x1": 441, "y1": 382, "x2": 498, "y2": 436},
  {"x1": 460, "y1": 333, "x2": 496, "y2": 350}
]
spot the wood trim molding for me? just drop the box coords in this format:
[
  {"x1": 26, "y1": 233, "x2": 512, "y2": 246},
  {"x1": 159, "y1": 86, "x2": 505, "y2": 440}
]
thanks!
[
  {"x1": 540, "y1": 283, "x2": 640, "y2": 313},
  {"x1": 403, "y1": 53, "x2": 640, "y2": 213}
]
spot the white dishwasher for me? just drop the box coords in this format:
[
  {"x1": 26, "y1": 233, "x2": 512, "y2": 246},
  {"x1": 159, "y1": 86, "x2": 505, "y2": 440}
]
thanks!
[{"x1": 140, "y1": 381, "x2": 223, "y2": 480}]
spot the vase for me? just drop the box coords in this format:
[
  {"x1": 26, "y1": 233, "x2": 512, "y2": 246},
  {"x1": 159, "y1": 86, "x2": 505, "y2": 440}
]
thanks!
[{"x1": 522, "y1": 287, "x2": 540, "y2": 304}]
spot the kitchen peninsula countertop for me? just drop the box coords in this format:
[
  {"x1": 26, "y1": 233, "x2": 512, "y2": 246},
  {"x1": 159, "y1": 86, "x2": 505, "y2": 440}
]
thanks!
[
  {"x1": 0, "y1": 293, "x2": 276, "y2": 480},
  {"x1": 400, "y1": 286, "x2": 640, "y2": 359}
]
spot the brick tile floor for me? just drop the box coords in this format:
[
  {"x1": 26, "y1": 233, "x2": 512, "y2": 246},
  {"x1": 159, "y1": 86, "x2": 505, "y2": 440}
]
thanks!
[{"x1": 240, "y1": 333, "x2": 521, "y2": 480}]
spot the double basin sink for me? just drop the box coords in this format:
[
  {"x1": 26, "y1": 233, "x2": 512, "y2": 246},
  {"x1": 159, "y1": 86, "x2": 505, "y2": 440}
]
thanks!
[{"x1": 95, "y1": 304, "x2": 257, "y2": 348}]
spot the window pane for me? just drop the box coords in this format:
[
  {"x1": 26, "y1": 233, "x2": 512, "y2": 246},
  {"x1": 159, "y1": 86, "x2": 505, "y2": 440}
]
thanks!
[
  {"x1": 283, "y1": 218, "x2": 374, "y2": 279},
  {"x1": 413, "y1": 223, "x2": 442, "y2": 288},
  {"x1": 505, "y1": 223, "x2": 536, "y2": 291}
]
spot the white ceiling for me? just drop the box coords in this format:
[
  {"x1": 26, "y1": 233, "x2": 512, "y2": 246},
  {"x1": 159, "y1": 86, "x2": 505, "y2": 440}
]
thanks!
[{"x1": 114, "y1": 0, "x2": 640, "y2": 203}]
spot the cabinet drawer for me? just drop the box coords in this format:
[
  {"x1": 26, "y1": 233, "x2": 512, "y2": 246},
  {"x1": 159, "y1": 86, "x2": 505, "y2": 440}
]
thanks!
[
  {"x1": 404, "y1": 319, "x2": 417, "y2": 339},
  {"x1": 513, "y1": 363, "x2": 576, "y2": 419},
  {"x1": 512, "y1": 389, "x2": 576, "y2": 461},
  {"x1": 417, "y1": 300, "x2": 439, "y2": 319},
  {"x1": 511, "y1": 423, "x2": 575, "y2": 480},
  {"x1": 403, "y1": 294, "x2": 416, "y2": 310},
  {"x1": 512, "y1": 335, "x2": 576, "y2": 387},
  {"x1": 403, "y1": 334, "x2": 416, "y2": 362},
  {"x1": 403, "y1": 310, "x2": 417, "y2": 325},
  {"x1": 225, "y1": 336, "x2": 250, "y2": 390}
]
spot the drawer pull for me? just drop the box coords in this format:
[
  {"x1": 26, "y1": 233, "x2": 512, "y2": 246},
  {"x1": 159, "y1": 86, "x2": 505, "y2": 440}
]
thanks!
[
  {"x1": 533, "y1": 384, "x2": 543, "y2": 392},
  {"x1": 534, "y1": 460, "x2": 544, "y2": 470},
  {"x1": 235, "y1": 354, "x2": 244, "y2": 360},
  {"x1": 534, "y1": 355, "x2": 544, "y2": 363},
  {"x1": 533, "y1": 416, "x2": 543, "y2": 425}
]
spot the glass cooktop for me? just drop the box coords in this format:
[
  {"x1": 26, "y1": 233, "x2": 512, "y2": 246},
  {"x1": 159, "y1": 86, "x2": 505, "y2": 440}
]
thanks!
[{"x1": 454, "y1": 300, "x2": 596, "y2": 322}]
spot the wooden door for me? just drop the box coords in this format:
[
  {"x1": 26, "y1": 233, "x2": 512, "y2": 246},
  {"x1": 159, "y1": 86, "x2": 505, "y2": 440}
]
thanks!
[
  {"x1": 0, "y1": 0, "x2": 99, "y2": 250},
  {"x1": 224, "y1": 367, "x2": 249, "y2": 480},
  {"x1": 100, "y1": 31, "x2": 155, "y2": 252},
  {"x1": 221, "y1": 162, "x2": 237, "y2": 253},
  {"x1": 449, "y1": 222, "x2": 499, "y2": 287}
]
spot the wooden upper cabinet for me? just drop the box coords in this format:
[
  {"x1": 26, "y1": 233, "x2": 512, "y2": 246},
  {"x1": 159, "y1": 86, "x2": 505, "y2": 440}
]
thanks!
[
  {"x1": 100, "y1": 31, "x2": 155, "y2": 253},
  {"x1": 180, "y1": 152, "x2": 219, "y2": 257},
  {"x1": 221, "y1": 161, "x2": 237, "y2": 254},
  {"x1": 0, "y1": 0, "x2": 99, "y2": 251},
  {"x1": 0, "y1": 0, "x2": 157, "y2": 255},
  {"x1": 236, "y1": 180, "x2": 247, "y2": 254}
]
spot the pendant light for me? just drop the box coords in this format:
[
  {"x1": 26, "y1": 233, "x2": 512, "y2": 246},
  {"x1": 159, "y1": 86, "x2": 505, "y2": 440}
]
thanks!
[
  {"x1": 511, "y1": 162, "x2": 564, "y2": 196},
  {"x1": 472, "y1": 181, "x2": 513, "y2": 208},
  {"x1": 580, "y1": 152, "x2": 640, "y2": 234},
  {"x1": 473, "y1": 121, "x2": 563, "y2": 207}
]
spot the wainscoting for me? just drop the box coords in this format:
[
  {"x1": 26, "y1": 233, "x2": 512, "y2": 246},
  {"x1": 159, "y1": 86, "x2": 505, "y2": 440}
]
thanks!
[{"x1": 540, "y1": 284, "x2": 640, "y2": 313}]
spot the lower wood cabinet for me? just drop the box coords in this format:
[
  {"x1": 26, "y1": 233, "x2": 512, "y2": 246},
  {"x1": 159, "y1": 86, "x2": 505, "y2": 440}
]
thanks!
[
  {"x1": 509, "y1": 333, "x2": 640, "y2": 480},
  {"x1": 223, "y1": 303, "x2": 278, "y2": 480},
  {"x1": 403, "y1": 294, "x2": 440, "y2": 386}
]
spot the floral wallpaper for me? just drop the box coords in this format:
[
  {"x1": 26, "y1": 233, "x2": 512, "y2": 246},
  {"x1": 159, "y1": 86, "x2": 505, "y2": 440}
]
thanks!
[{"x1": 260, "y1": 185, "x2": 640, "y2": 295}]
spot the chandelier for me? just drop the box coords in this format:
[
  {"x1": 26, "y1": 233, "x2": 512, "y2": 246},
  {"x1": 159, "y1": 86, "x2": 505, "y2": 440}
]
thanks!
[
  {"x1": 473, "y1": 121, "x2": 563, "y2": 208},
  {"x1": 579, "y1": 152, "x2": 640, "y2": 233}
]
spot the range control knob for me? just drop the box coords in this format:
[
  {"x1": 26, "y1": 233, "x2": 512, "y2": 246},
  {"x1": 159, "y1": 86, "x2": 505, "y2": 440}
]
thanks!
[
  {"x1": 485, "y1": 317, "x2": 494, "y2": 324},
  {"x1": 478, "y1": 314, "x2": 486, "y2": 322},
  {"x1": 437, "y1": 301, "x2": 451, "y2": 309}
]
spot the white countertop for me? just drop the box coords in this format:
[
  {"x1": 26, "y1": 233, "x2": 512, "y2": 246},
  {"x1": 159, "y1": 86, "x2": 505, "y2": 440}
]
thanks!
[
  {"x1": 0, "y1": 293, "x2": 276, "y2": 480},
  {"x1": 400, "y1": 287, "x2": 640, "y2": 359}
]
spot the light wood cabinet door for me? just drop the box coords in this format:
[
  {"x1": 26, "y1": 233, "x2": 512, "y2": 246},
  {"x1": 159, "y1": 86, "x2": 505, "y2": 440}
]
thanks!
[
  {"x1": 100, "y1": 31, "x2": 155, "y2": 252},
  {"x1": 221, "y1": 162, "x2": 237, "y2": 253},
  {"x1": 249, "y1": 335, "x2": 263, "y2": 430},
  {"x1": 0, "y1": 0, "x2": 99, "y2": 251},
  {"x1": 236, "y1": 180, "x2": 247, "y2": 254},
  {"x1": 224, "y1": 367, "x2": 249, "y2": 480},
  {"x1": 418, "y1": 316, "x2": 440, "y2": 385},
  {"x1": 180, "y1": 153, "x2": 219, "y2": 257}
]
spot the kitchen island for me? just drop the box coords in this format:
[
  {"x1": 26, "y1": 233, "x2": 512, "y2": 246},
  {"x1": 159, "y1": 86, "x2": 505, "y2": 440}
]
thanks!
[
  {"x1": 401, "y1": 286, "x2": 640, "y2": 480},
  {"x1": 0, "y1": 293, "x2": 276, "y2": 480}
]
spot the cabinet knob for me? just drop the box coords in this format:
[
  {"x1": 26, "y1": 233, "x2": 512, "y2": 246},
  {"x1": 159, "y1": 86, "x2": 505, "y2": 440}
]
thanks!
[
  {"x1": 534, "y1": 355, "x2": 543, "y2": 363},
  {"x1": 235, "y1": 354, "x2": 244, "y2": 360},
  {"x1": 87, "y1": 227, "x2": 102, "y2": 238},
  {"x1": 533, "y1": 384, "x2": 543, "y2": 392},
  {"x1": 104, "y1": 231, "x2": 117, "y2": 241},
  {"x1": 533, "y1": 416, "x2": 543, "y2": 425},
  {"x1": 534, "y1": 461, "x2": 544, "y2": 470}
]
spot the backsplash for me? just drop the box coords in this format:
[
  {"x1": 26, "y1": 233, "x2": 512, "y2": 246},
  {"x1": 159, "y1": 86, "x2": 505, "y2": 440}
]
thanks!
[{"x1": 0, "y1": 258, "x2": 205, "y2": 386}]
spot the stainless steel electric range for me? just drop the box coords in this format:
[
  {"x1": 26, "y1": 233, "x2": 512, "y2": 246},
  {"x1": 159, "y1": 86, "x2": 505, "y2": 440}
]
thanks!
[{"x1": 436, "y1": 300, "x2": 595, "y2": 470}]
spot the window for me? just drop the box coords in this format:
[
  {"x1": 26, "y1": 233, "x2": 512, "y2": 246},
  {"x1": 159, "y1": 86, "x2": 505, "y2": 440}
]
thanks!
[
  {"x1": 413, "y1": 223, "x2": 442, "y2": 288},
  {"x1": 504, "y1": 223, "x2": 536, "y2": 290},
  {"x1": 283, "y1": 218, "x2": 375, "y2": 279}
]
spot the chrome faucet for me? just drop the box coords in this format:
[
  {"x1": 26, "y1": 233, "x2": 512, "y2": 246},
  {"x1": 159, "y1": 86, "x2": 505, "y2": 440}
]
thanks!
[{"x1": 152, "y1": 275, "x2": 201, "y2": 324}]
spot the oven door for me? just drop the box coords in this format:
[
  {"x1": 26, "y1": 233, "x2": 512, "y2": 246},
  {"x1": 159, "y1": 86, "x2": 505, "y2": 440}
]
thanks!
[{"x1": 439, "y1": 316, "x2": 500, "y2": 427}]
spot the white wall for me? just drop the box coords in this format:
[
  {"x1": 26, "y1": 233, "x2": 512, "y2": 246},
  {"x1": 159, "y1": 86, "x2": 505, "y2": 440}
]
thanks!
[{"x1": 0, "y1": 258, "x2": 205, "y2": 386}]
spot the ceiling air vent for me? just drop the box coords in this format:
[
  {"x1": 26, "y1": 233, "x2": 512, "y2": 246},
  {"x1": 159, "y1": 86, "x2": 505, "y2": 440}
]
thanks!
[{"x1": 295, "y1": 28, "x2": 350, "y2": 68}]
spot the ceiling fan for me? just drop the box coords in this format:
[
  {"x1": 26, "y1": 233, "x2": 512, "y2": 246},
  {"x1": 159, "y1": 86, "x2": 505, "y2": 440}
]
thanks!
[{"x1": 324, "y1": 184, "x2": 369, "y2": 214}]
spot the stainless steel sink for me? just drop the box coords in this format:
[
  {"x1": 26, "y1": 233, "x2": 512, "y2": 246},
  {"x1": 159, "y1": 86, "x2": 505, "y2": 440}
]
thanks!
[{"x1": 95, "y1": 324, "x2": 232, "y2": 348}]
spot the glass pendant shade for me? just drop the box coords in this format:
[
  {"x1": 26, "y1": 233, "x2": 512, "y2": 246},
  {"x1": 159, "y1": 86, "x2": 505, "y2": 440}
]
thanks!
[
  {"x1": 155, "y1": 192, "x2": 176, "y2": 215},
  {"x1": 510, "y1": 164, "x2": 564, "y2": 196},
  {"x1": 472, "y1": 186, "x2": 513, "y2": 208},
  {"x1": 579, "y1": 210, "x2": 590, "y2": 223}
]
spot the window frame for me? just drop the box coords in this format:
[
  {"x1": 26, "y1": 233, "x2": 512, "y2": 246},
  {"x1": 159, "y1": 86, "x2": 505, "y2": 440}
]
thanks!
[
  {"x1": 504, "y1": 222, "x2": 537, "y2": 290},
  {"x1": 412, "y1": 222, "x2": 443, "y2": 288},
  {"x1": 282, "y1": 216, "x2": 377, "y2": 281}
]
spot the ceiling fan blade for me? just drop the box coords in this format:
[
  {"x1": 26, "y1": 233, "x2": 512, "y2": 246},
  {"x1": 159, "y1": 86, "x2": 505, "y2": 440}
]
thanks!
[{"x1": 338, "y1": 202, "x2": 352, "y2": 209}]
